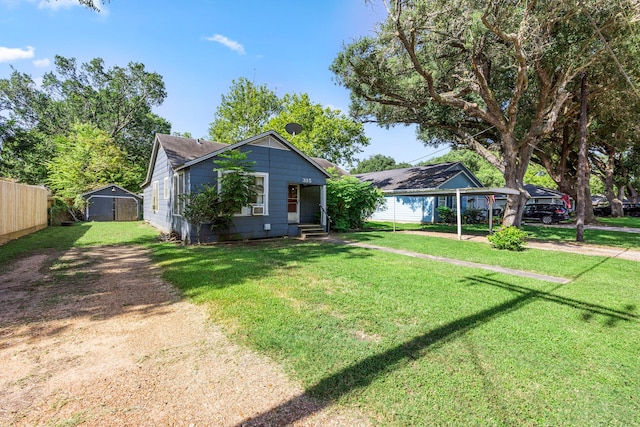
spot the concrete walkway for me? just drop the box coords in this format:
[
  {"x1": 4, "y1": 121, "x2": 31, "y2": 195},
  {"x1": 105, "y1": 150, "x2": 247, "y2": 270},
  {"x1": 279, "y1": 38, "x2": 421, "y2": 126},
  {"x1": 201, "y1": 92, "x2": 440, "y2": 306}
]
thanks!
[
  {"x1": 326, "y1": 225, "x2": 640, "y2": 285},
  {"x1": 341, "y1": 240, "x2": 571, "y2": 284},
  {"x1": 401, "y1": 229, "x2": 640, "y2": 262}
]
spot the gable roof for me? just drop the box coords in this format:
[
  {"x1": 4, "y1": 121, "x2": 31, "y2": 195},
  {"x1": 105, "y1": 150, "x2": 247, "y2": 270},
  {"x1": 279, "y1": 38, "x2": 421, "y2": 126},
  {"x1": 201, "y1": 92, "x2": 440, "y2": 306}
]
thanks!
[
  {"x1": 81, "y1": 183, "x2": 141, "y2": 199},
  {"x1": 141, "y1": 131, "x2": 331, "y2": 188},
  {"x1": 158, "y1": 134, "x2": 228, "y2": 169},
  {"x1": 524, "y1": 184, "x2": 564, "y2": 198},
  {"x1": 355, "y1": 162, "x2": 483, "y2": 192}
]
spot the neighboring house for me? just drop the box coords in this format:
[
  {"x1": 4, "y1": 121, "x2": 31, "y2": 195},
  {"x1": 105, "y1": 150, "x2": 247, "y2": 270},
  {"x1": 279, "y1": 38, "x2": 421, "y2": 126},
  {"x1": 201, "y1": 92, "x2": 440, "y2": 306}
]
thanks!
[
  {"x1": 82, "y1": 184, "x2": 142, "y2": 221},
  {"x1": 355, "y1": 162, "x2": 485, "y2": 223},
  {"x1": 141, "y1": 131, "x2": 331, "y2": 243}
]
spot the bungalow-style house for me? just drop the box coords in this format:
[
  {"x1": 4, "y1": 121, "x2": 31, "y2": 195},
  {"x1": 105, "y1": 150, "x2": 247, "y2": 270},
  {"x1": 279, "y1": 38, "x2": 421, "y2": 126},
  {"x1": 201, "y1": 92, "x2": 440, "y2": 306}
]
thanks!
[
  {"x1": 355, "y1": 162, "x2": 485, "y2": 223},
  {"x1": 81, "y1": 184, "x2": 142, "y2": 221},
  {"x1": 141, "y1": 131, "x2": 331, "y2": 243}
]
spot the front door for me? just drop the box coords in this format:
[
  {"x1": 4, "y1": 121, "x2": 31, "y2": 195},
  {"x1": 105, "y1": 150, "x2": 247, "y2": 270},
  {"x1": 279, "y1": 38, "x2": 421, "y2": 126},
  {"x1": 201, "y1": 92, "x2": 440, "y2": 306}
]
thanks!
[{"x1": 288, "y1": 185, "x2": 299, "y2": 223}]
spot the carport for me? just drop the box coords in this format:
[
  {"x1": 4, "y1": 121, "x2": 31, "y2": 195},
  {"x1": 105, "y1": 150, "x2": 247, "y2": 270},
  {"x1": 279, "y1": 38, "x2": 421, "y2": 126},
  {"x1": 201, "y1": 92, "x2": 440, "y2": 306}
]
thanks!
[{"x1": 383, "y1": 187, "x2": 521, "y2": 239}]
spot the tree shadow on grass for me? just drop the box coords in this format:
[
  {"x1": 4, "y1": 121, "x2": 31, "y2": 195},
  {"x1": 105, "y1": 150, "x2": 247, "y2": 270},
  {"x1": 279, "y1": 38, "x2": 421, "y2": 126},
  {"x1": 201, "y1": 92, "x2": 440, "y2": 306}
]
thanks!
[
  {"x1": 151, "y1": 239, "x2": 374, "y2": 298},
  {"x1": 234, "y1": 273, "x2": 637, "y2": 426}
]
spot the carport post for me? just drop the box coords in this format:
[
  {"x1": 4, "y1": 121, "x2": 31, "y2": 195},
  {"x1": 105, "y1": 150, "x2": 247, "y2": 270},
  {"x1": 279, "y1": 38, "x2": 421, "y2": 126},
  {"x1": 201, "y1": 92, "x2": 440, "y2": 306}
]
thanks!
[
  {"x1": 456, "y1": 189, "x2": 462, "y2": 240},
  {"x1": 488, "y1": 196, "x2": 493, "y2": 234}
]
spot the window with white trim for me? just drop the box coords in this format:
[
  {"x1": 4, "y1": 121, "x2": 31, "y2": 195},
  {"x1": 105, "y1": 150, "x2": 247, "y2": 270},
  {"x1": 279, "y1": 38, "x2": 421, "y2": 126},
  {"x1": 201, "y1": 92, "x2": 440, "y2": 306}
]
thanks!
[
  {"x1": 163, "y1": 177, "x2": 170, "y2": 199},
  {"x1": 219, "y1": 172, "x2": 269, "y2": 216},
  {"x1": 173, "y1": 171, "x2": 185, "y2": 216},
  {"x1": 151, "y1": 181, "x2": 159, "y2": 213}
]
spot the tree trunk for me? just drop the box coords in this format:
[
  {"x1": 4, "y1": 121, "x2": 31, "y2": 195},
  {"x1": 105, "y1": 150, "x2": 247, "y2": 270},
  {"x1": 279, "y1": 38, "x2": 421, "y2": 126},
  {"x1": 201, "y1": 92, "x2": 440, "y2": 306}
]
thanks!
[
  {"x1": 576, "y1": 73, "x2": 588, "y2": 242},
  {"x1": 604, "y1": 156, "x2": 624, "y2": 217},
  {"x1": 501, "y1": 145, "x2": 530, "y2": 228}
]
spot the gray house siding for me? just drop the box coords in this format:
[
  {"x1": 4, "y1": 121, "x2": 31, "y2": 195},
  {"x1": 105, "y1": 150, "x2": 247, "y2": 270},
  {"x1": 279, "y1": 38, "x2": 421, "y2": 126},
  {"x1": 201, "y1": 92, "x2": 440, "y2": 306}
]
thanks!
[
  {"x1": 189, "y1": 145, "x2": 327, "y2": 243},
  {"x1": 143, "y1": 146, "x2": 174, "y2": 233}
]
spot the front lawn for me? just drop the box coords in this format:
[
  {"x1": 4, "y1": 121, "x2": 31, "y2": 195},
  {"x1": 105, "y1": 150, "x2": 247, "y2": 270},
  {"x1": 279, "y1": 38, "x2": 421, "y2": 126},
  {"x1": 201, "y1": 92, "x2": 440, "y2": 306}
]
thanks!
[
  {"x1": 152, "y1": 237, "x2": 640, "y2": 426},
  {"x1": 3, "y1": 222, "x2": 638, "y2": 425},
  {"x1": 363, "y1": 220, "x2": 640, "y2": 250}
]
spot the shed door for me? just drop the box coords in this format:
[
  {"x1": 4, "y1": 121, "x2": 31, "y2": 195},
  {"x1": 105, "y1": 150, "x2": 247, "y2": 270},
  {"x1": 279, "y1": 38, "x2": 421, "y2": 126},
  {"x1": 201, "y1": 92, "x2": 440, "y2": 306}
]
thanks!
[{"x1": 115, "y1": 198, "x2": 138, "y2": 221}]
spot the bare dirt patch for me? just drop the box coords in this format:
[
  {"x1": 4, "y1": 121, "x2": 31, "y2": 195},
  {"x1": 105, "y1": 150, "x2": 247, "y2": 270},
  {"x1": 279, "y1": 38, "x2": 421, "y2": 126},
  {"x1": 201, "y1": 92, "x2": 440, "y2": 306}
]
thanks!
[{"x1": 0, "y1": 246, "x2": 370, "y2": 427}]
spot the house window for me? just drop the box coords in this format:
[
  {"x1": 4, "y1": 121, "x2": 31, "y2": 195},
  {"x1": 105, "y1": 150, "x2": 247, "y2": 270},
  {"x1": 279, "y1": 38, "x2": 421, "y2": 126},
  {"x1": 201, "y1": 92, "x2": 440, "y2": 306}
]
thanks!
[
  {"x1": 219, "y1": 172, "x2": 269, "y2": 216},
  {"x1": 151, "y1": 181, "x2": 159, "y2": 213},
  {"x1": 438, "y1": 196, "x2": 446, "y2": 208},
  {"x1": 173, "y1": 171, "x2": 185, "y2": 216},
  {"x1": 163, "y1": 177, "x2": 169, "y2": 199}
]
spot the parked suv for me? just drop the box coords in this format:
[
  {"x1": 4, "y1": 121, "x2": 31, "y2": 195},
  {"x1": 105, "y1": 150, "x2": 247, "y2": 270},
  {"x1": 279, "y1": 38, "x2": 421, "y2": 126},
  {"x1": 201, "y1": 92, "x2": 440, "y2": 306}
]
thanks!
[{"x1": 522, "y1": 204, "x2": 570, "y2": 224}]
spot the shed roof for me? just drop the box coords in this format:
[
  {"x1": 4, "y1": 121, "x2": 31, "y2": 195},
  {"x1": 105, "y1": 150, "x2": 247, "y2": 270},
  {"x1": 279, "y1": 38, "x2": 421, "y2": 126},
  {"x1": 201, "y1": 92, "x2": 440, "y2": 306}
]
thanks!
[{"x1": 81, "y1": 184, "x2": 141, "y2": 199}]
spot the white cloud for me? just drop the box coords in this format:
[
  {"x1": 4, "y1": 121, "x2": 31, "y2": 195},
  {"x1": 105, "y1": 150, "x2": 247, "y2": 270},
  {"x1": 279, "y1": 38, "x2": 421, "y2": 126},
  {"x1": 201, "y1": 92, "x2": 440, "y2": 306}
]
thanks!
[
  {"x1": 205, "y1": 34, "x2": 246, "y2": 55},
  {"x1": 33, "y1": 58, "x2": 50, "y2": 67},
  {"x1": 0, "y1": 45, "x2": 35, "y2": 62}
]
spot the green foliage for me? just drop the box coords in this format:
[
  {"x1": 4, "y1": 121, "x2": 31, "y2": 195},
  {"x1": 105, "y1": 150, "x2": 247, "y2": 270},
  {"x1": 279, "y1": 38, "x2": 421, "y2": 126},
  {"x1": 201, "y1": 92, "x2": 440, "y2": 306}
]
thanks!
[
  {"x1": 180, "y1": 150, "x2": 256, "y2": 241},
  {"x1": 523, "y1": 163, "x2": 558, "y2": 189},
  {"x1": 351, "y1": 154, "x2": 411, "y2": 174},
  {"x1": 0, "y1": 55, "x2": 169, "y2": 186},
  {"x1": 326, "y1": 176, "x2": 385, "y2": 231},
  {"x1": 46, "y1": 123, "x2": 139, "y2": 210},
  {"x1": 487, "y1": 226, "x2": 528, "y2": 251},
  {"x1": 208, "y1": 77, "x2": 282, "y2": 143},
  {"x1": 180, "y1": 185, "x2": 219, "y2": 244},
  {"x1": 265, "y1": 93, "x2": 369, "y2": 164},
  {"x1": 462, "y1": 207, "x2": 484, "y2": 224},
  {"x1": 208, "y1": 78, "x2": 369, "y2": 164},
  {"x1": 436, "y1": 206, "x2": 456, "y2": 224},
  {"x1": 331, "y1": 0, "x2": 640, "y2": 227},
  {"x1": 426, "y1": 150, "x2": 504, "y2": 187},
  {"x1": 0, "y1": 125, "x2": 53, "y2": 185}
]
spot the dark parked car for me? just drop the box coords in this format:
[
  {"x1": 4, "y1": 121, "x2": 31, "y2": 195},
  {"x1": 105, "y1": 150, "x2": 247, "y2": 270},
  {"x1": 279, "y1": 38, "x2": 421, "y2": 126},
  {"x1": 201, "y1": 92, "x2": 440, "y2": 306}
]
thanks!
[
  {"x1": 593, "y1": 203, "x2": 640, "y2": 217},
  {"x1": 522, "y1": 204, "x2": 570, "y2": 224}
]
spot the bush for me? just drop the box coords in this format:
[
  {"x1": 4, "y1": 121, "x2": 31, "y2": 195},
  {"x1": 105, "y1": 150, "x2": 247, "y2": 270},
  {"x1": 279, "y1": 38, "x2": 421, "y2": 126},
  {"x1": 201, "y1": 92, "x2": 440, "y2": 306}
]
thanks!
[
  {"x1": 487, "y1": 226, "x2": 528, "y2": 251},
  {"x1": 463, "y1": 207, "x2": 484, "y2": 224},
  {"x1": 326, "y1": 176, "x2": 385, "y2": 231},
  {"x1": 437, "y1": 206, "x2": 456, "y2": 224}
]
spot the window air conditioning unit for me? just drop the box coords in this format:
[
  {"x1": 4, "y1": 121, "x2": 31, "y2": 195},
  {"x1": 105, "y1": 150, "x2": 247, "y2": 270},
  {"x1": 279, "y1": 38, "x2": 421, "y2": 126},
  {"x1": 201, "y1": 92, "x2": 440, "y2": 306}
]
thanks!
[{"x1": 252, "y1": 205, "x2": 265, "y2": 216}]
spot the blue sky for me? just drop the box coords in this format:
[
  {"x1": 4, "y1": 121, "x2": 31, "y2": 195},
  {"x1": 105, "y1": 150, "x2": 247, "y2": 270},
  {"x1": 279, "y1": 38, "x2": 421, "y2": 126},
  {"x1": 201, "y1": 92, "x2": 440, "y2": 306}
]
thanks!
[{"x1": 0, "y1": 0, "x2": 447, "y2": 166}]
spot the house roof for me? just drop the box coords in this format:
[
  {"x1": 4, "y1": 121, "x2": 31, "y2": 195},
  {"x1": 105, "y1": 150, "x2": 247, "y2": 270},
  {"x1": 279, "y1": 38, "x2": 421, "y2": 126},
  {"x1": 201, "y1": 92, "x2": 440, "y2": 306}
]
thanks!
[
  {"x1": 311, "y1": 158, "x2": 349, "y2": 176},
  {"x1": 524, "y1": 184, "x2": 565, "y2": 198},
  {"x1": 355, "y1": 162, "x2": 483, "y2": 192},
  {"x1": 157, "y1": 134, "x2": 228, "y2": 170},
  {"x1": 141, "y1": 131, "x2": 331, "y2": 188}
]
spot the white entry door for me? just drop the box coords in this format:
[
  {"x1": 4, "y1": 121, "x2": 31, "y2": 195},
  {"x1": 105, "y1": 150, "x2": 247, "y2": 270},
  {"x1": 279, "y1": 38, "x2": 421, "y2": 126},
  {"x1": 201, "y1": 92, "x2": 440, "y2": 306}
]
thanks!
[{"x1": 288, "y1": 185, "x2": 299, "y2": 223}]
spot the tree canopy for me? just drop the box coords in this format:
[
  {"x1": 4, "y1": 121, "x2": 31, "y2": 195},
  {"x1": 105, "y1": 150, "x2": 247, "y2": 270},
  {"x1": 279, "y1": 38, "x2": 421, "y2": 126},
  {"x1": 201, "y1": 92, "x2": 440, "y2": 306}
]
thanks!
[
  {"x1": 208, "y1": 78, "x2": 369, "y2": 165},
  {"x1": 332, "y1": 0, "x2": 640, "y2": 226},
  {"x1": 351, "y1": 154, "x2": 411, "y2": 174},
  {"x1": 0, "y1": 55, "x2": 170, "y2": 192}
]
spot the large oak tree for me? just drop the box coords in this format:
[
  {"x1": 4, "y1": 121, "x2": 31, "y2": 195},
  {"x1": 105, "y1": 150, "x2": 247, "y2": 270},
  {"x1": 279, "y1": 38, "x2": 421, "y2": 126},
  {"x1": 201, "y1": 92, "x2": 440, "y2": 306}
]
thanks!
[{"x1": 332, "y1": 0, "x2": 639, "y2": 226}]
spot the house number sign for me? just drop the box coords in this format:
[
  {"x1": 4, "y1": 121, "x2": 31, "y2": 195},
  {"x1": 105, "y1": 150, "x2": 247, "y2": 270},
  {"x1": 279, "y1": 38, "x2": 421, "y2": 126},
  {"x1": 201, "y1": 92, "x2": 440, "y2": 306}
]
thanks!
[{"x1": 302, "y1": 178, "x2": 313, "y2": 184}]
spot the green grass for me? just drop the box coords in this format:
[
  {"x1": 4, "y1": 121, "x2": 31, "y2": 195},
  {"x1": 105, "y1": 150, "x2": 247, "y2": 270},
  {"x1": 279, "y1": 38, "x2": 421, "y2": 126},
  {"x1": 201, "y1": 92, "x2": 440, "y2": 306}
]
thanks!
[
  {"x1": 363, "y1": 220, "x2": 640, "y2": 249},
  {"x1": 3, "y1": 222, "x2": 639, "y2": 425},
  {"x1": 595, "y1": 216, "x2": 640, "y2": 228},
  {"x1": 152, "y1": 238, "x2": 640, "y2": 426},
  {"x1": 0, "y1": 221, "x2": 159, "y2": 267}
]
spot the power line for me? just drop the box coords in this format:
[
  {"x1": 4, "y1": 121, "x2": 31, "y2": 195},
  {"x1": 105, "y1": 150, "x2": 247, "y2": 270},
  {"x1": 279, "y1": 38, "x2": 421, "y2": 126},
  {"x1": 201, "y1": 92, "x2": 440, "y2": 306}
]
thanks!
[{"x1": 409, "y1": 125, "x2": 496, "y2": 164}]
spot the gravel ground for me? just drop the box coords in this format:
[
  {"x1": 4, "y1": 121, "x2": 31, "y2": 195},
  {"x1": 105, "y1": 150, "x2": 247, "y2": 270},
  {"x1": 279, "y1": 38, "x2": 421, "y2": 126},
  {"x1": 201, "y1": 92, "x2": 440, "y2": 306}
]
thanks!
[{"x1": 0, "y1": 246, "x2": 370, "y2": 427}]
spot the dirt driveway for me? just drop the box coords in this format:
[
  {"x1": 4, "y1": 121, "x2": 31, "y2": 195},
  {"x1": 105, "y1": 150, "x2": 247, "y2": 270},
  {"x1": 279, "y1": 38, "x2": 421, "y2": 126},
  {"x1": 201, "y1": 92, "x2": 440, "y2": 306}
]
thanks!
[{"x1": 0, "y1": 246, "x2": 369, "y2": 427}]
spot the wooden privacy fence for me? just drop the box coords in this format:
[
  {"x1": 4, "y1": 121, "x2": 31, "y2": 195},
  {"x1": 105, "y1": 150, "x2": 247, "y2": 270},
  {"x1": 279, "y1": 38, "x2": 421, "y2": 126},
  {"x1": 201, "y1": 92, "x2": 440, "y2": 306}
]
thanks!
[{"x1": 0, "y1": 180, "x2": 49, "y2": 245}]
